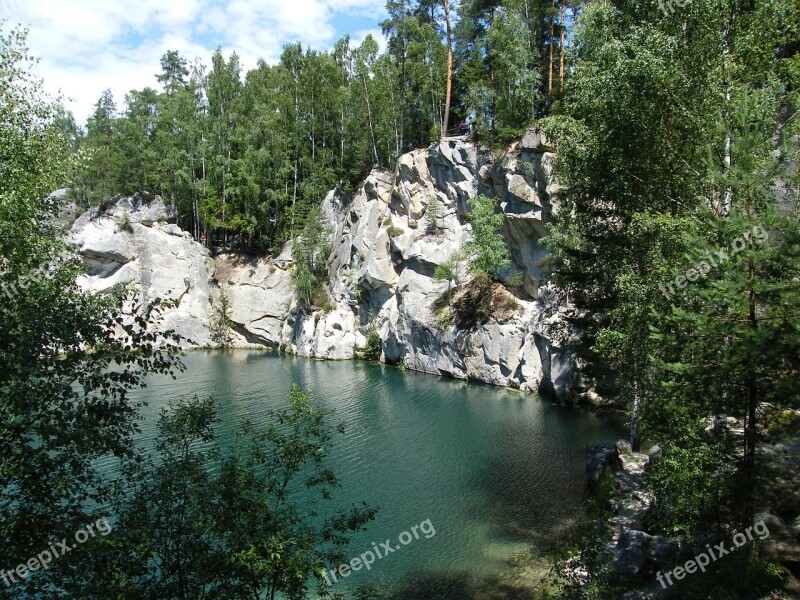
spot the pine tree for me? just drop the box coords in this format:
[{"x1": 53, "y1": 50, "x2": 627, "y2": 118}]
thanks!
[
  {"x1": 464, "y1": 194, "x2": 510, "y2": 279},
  {"x1": 654, "y1": 90, "x2": 800, "y2": 528},
  {"x1": 84, "y1": 88, "x2": 118, "y2": 203}
]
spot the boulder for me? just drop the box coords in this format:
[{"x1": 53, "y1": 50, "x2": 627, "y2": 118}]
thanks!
[
  {"x1": 587, "y1": 443, "x2": 622, "y2": 493},
  {"x1": 612, "y1": 530, "x2": 656, "y2": 578},
  {"x1": 520, "y1": 127, "x2": 555, "y2": 153}
]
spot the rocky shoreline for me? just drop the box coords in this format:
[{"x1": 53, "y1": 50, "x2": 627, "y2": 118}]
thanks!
[{"x1": 580, "y1": 422, "x2": 800, "y2": 599}]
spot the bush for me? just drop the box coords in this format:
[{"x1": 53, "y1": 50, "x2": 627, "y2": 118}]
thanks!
[
  {"x1": 106, "y1": 390, "x2": 376, "y2": 598},
  {"x1": 496, "y1": 126, "x2": 527, "y2": 147},
  {"x1": 210, "y1": 285, "x2": 232, "y2": 345},
  {"x1": 433, "y1": 251, "x2": 464, "y2": 304},
  {"x1": 117, "y1": 212, "x2": 134, "y2": 234},
  {"x1": 386, "y1": 224, "x2": 403, "y2": 238},
  {"x1": 436, "y1": 310, "x2": 454, "y2": 329},
  {"x1": 356, "y1": 322, "x2": 382, "y2": 361},
  {"x1": 310, "y1": 284, "x2": 332, "y2": 310},
  {"x1": 504, "y1": 268, "x2": 524, "y2": 294},
  {"x1": 464, "y1": 194, "x2": 510, "y2": 280},
  {"x1": 292, "y1": 208, "x2": 332, "y2": 309}
]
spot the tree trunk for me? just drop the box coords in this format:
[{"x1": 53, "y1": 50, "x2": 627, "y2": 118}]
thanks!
[
  {"x1": 340, "y1": 107, "x2": 345, "y2": 187},
  {"x1": 291, "y1": 70, "x2": 300, "y2": 238},
  {"x1": 548, "y1": 0, "x2": 556, "y2": 105},
  {"x1": 630, "y1": 381, "x2": 641, "y2": 451},
  {"x1": 559, "y1": 0, "x2": 567, "y2": 94},
  {"x1": 387, "y1": 83, "x2": 400, "y2": 157},
  {"x1": 399, "y1": 0, "x2": 407, "y2": 154},
  {"x1": 291, "y1": 155, "x2": 298, "y2": 237},
  {"x1": 744, "y1": 181, "x2": 757, "y2": 524},
  {"x1": 361, "y1": 72, "x2": 380, "y2": 167},
  {"x1": 442, "y1": 0, "x2": 454, "y2": 138}
]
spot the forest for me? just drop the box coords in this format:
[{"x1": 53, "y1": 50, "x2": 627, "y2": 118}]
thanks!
[{"x1": 60, "y1": 0, "x2": 570, "y2": 251}]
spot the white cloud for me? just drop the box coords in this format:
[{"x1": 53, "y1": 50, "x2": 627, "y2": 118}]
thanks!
[
  {"x1": 350, "y1": 27, "x2": 387, "y2": 53},
  {"x1": 5, "y1": 0, "x2": 386, "y2": 125}
]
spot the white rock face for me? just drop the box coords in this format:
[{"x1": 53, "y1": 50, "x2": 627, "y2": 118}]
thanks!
[
  {"x1": 70, "y1": 196, "x2": 214, "y2": 346},
  {"x1": 214, "y1": 254, "x2": 294, "y2": 347},
  {"x1": 242, "y1": 129, "x2": 576, "y2": 400},
  {"x1": 71, "y1": 129, "x2": 584, "y2": 401}
]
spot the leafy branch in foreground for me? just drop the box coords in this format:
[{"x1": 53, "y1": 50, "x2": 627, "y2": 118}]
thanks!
[
  {"x1": 0, "y1": 24, "x2": 184, "y2": 597},
  {"x1": 92, "y1": 387, "x2": 376, "y2": 600}
]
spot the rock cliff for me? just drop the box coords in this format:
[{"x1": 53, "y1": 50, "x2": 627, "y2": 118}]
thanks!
[
  {"x1": 70, "y1": 195, "x2": 216, "y2": 346},
  {"x1": 69, "y1": 131, "x2": 585, "y2": 401}
]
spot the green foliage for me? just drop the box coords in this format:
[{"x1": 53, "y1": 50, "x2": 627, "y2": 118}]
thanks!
[
  {"x1": 543, "y1": 0, "x2": 800, "y2": 595},
  {"x1": 433, "y1": 249, "x2": 464, "y2": 304},
  {"x1": 644, "y1": 407, "x2": 728, "y2": 534},
  {"x1": 98, "y1": 388, "x2": 376, "y2": 599},
  {"x1": 386, "y1": 224, "x2": 404, "y2": 237},
  {"x1": 117, "y1": 211, "x2": 134, "y2": 233},
  {"x1": 482, "y1": 8, "x2": 540, "y2": 130},
  {"x1": 456, "y1": 1, "x2": 546, "y2": 142},
  {"x1": 435, "y1": 310, "x2": 454, "y2": 329},
  {"x1": 649, "y1": 90, "x2": 800, "y2": 527},
  {"x1": 210, "y1": 284, "x2": 233, "y2": 345},
  {"x1": 539, "y1": 0, "x2": 787, "y2": 448},
  {"x1": 504, "y1": 267, "x2": 524, "y2": 295},
  {"x1": 356, "y1": 321, "x2": 382, "y2": 361},
  {"x1": 291, "y1": 207, "x2": 332, "y2": 309},
  {"x1": 381, "y1": 0, "x2": 449, "y2": 150},
  {"x1": 68, "y1": 0, "x2": 573, "y2": 252},
  {"x1": 312, "y1": 285, "x2": 334, "y2": 312},
  {"x1": 0, "y1": 24, "x2": 182, "y2": 596},
  {"x1": 464, "y1": 194, "x2": 510, "y2": 280}
]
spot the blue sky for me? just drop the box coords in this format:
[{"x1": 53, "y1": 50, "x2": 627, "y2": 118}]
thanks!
[{"x1": 1, "y1": 0, "x2": 387, "y2": 125}]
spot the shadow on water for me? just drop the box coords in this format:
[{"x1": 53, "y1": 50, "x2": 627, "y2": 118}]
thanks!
[
  {"x1": 353, "y1": 569, "x2": 542, "y2": 600},
  {"x1": 465, "y1": 403, "x2": 627, "y2": 554}
]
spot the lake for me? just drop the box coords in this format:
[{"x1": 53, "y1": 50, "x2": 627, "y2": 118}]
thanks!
[{"x1": 121, "y1": 350, "x2": 625, "y2": 599}]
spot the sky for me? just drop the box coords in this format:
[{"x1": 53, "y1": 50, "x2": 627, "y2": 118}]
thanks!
[{"x1": 1, "y1": 0, "x2": 388, "y2": 125}]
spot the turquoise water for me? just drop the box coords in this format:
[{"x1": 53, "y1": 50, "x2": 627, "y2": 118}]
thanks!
[{"x1": 122, "y1": 350, "x2": 625, "y2": 599}]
